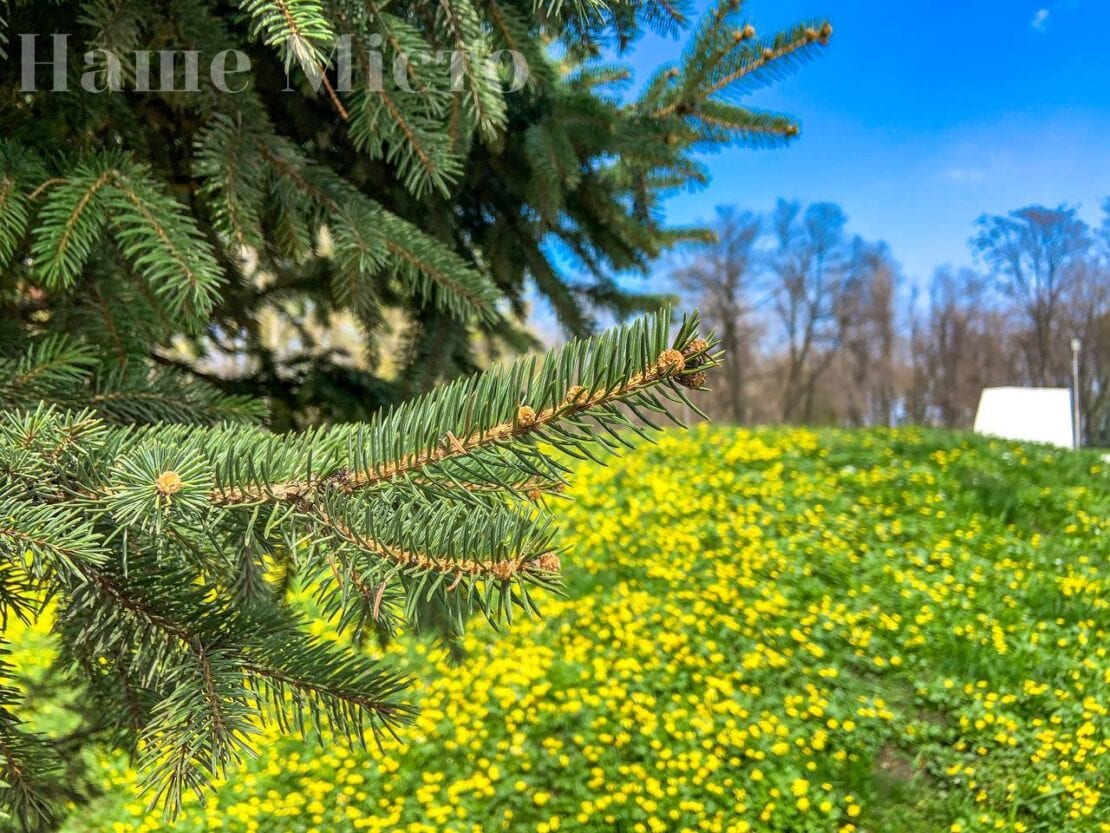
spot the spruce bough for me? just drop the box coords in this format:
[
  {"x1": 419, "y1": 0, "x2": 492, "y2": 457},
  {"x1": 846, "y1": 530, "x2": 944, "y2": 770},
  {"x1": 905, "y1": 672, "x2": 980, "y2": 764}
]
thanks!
[
  {"x1": 2, "y1": 311, "x2": 719, "y2": 823},
  {"x1": 0, "y1": 0, "x2": 828, "y2": 826}
]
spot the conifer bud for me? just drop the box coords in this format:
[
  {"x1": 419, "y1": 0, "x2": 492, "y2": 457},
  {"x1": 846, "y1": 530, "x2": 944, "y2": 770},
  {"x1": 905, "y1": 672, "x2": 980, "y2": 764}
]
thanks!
[
  {"x1": 805, "y1": 27, "x2": 818, "y2": 42},
  {"x1": 656, "y1": 349, "x2": 686, "y2": 376},
  {"x1": 490, "y1": 562, "x2": 516, "y2": 580},
  {"x1": 564, "y1": 385, "x2": 588, "y2": 405},
  {"x1": 676, "y1": 370, "x2": 708, "y2": 390},
  {"x1": 741, "y1": 24, "x2": 756, "y2": 40},
  {"x1": 686, "y1": 338, "x2": 709, "y2": 357},
  {"x1": 683, "y1": 339, "x2": 711, "y2": 373},
  {"x1": 517, "y1": 405, "x2": 538, "y2": 428},
  {"x1": 155, "y1": 471, "x2": 183, "y2": 496},
  {"x1": 529, "y1": 552, "x2": 562, "y2": 573},
  {"x1": 762, "y1": 47, "x2": 775, "y2": 60},
  {"x1": 665, "y1": 67, "x2": 680, "y2": 79},
  {"x1": 818, "y1": 22, "x2": 833, "y2": 44}
]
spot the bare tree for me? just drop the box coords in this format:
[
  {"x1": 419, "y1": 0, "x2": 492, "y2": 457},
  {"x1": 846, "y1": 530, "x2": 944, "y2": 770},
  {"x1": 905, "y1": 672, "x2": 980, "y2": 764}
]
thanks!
[
  {"x1": 1061, "y1": 208, "x2": 1110, "y2": 444},
  {"x1": 669, "y1": 198, "x2": 1109, "y2": 439},
  {"x1": 1064, "y1": 267, "x2": 1110, "y2": 443},
  {"x1": 835, "y1": 239, "x2": 901, "y2": 426},
  {"x1": 972, "y1": 205, "x2": 1091, "y2": 386},
  {"x1": 907, "y1": 268, "x2": 1019, "y2": 428},
  {"x1": 768, "y1": 200, "x2": 849, "y2": 422},
  {"x1": 672, "y1": 207, "x2": 763, "y2": 422}
]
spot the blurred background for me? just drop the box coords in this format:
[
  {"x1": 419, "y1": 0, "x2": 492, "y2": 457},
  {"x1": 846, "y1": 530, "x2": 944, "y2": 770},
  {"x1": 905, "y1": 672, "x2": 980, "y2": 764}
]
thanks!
[{"x1": 531, "y1": 0, "x2": 1110, "y2": 443}]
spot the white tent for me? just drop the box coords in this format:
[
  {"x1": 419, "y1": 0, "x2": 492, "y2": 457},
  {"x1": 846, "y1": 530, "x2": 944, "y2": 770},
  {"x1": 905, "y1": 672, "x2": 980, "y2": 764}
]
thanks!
[{"x1": 973, "y1": 387, "x2": 1074, "y2": 448}]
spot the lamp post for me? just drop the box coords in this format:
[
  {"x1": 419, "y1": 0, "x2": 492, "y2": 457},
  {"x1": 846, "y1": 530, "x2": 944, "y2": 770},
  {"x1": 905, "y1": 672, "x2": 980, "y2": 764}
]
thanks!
[{"x1": 1071, "y1": 337, "x2": 1081, "y2": 449}]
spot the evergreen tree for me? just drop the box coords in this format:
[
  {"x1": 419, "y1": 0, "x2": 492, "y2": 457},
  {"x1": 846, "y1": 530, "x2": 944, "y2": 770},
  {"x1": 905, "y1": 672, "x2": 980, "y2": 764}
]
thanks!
[
  {"x1": 0, "y1": 0, "x2": 828, "y2": 827},
  {"x1": 2, "y1": 0, "x2": 829, "y2": 428}
]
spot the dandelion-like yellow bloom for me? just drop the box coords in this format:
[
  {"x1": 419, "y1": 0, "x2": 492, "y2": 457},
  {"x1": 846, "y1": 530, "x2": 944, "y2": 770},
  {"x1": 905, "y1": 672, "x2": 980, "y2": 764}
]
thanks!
[{"x1": 9, "y1": 426, "x2": 1107, "y2": 833}]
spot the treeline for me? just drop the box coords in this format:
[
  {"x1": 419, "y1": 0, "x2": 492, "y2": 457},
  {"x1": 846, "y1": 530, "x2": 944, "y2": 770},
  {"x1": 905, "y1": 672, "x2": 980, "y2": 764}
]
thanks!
[{"x1": 674, "y1": 201, "x2": 1110, "y2": 445}]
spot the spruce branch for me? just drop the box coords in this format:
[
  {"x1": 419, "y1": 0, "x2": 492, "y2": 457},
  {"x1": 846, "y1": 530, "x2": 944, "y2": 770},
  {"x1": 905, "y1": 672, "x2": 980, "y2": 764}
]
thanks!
[
  {"x1": 210, "y1": 310, "x2": 718, "y2": 504},
  {"x1": 638, "y1": 0, "x2": 692, "y2": 37},
  {"x1": 29, "y1": 155, "x2": 224, "y2": 320},
  {"x1": 20, "y1": 313, "x2": 713, "y2": 513},
  {"x1": 0, "y1": 648, "x2": 69, "y2": 830},
  {"x1": 434, "y1": 0, "x2": 508, "y2": 140},
  {"x1": 0, "y1": 494, "x2": 108, "y2": 578},
  {"x1": 136, "y1": 644, "x2": 260, "y2": 816},
  {"x1": 103, "y1": 165, "x2": 225, "y2": 318},
  {"x1": 652, "y1": 1, "x2": 830, "y2": 118},
  {"x1": 2, "y1": 313, "x2": 717, "y2": 642},
  {"x1": 298, "y1": 491, "x2": 562, "y2": 630},
  {"x1": 0, "y1": 141, "x2": 43, "y2": 270},
  {"x1": 711, "y1": 22, "x2": 831, "y2": 98},
  {"x1": 348, "y1": 87, "x2": 464, "y2": 197},
  {"x1": 239, "y1": 0, "x2": 345, "y2": 121},
  {"x1": 350, "y1": 3, "x2": 440, "y2": 95},
  {"x1": 0, "y1": 335, "x2": 99, "y2": 408},
  {"x1": 63, "y1": 559, "x2": 412, "y2": 815},
  {"x1": 241, "y1": 625, "x2": 414, "y2": 740},
  {"x1": 193, "y1": 113, "x2": 268, "y2": 252},
  {"x1": 89, "y1": 367, "x2": 268, "y2": 426},
  {"x1": 30, "y1": 166, "x2": 114, "y2": 290},
  {"x1": 254, "y1": 137, "x2": 497, "y2": 319}
]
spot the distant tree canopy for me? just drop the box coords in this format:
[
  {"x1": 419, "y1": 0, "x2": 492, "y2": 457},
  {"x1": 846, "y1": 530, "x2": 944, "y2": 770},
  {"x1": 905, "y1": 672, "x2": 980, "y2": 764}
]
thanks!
[
  {"x1": 674, "y1": 199, "x2": 900, "y2": 426},
  {"x1": 673, "y1": 201, "x2": 1110, "y2": 444}
]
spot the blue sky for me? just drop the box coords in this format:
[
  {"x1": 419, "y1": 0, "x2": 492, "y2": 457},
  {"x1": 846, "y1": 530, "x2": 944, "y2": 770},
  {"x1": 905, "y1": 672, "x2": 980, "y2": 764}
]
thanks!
[{"x1": 621, "y1": 0, "x2": 1110, "y2": 285}]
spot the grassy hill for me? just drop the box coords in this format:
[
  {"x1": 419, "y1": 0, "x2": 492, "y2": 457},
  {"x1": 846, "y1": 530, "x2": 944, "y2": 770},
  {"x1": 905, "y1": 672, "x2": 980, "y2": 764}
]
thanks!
[{"x1": 10, "y1": 426, "x2": 1109, "y2": 833}]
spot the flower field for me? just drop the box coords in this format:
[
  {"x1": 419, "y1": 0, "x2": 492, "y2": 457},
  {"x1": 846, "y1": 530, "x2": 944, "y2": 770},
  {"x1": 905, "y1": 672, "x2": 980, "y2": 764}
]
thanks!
[{"x1": 11, "y1": 426, "x2": 1110, "y2": 833}]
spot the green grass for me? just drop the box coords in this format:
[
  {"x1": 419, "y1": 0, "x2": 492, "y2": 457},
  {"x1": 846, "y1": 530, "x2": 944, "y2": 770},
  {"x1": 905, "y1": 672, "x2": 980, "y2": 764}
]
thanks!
[{"x1": 7, "y1": 426, "x2": 1109, "y2": 833}]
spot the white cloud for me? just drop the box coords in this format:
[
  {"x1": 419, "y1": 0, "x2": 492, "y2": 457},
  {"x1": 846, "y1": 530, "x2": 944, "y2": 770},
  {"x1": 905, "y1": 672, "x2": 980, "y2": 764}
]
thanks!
[
  {"x1": 1031, "y1": 8, "x2": 1050, "y2": 30},
  {"x1": 942, "y1": 167, "x2": 988, "y2": 183}
]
